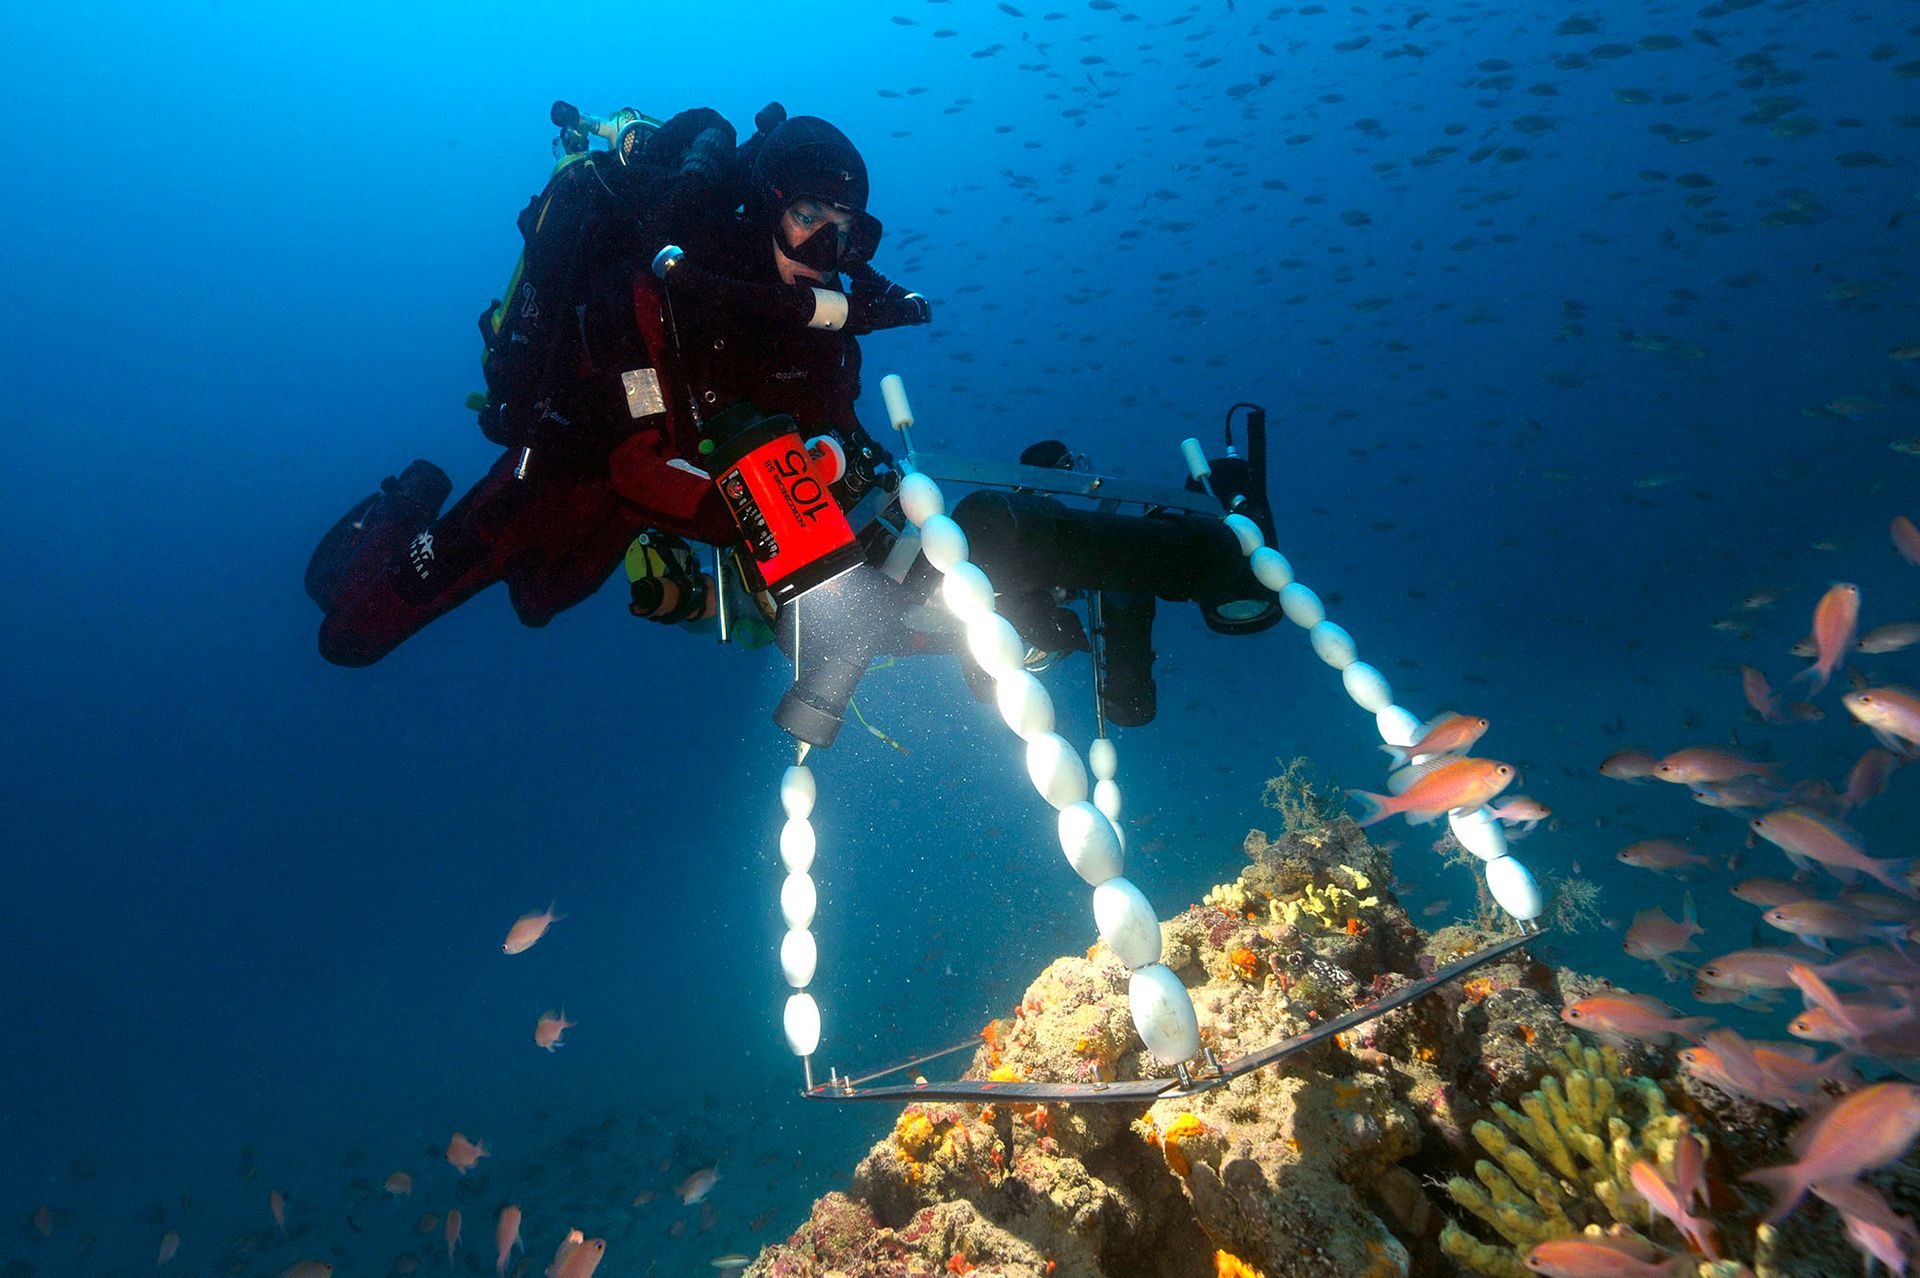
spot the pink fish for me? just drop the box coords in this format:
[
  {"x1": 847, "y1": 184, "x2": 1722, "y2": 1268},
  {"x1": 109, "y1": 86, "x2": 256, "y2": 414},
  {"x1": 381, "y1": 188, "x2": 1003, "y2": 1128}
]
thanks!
[
  {"x1": 495, "y1": 1206, "x2": 523, "y2": 1277},
  {"x1": 1857, "y1": 621, "x2": 1920, "y2": 654},
  {"x1": 1748, "y1": 807, "x2": 1915, "y2": 897},
  {"x1": 1523, "y1": 1237, "x2": 1690, "y2": 1278},
  {"x1": 1679, "y1": 1031, "x2": 1847, "y2": 1111},
  {"x1": 270, "y1": 1189, "x2": 287, "y2": 1238},
  {"x1": 546, "y1": 1231, "x2": 606, "y2": 1278},
  {"x1": 1672, "y1": 1121, "x2": 1707, "y2": 1215},
  {"x1": 1599, "y1": 750, "x2": 1661, "y2": 783},
  {"x1": 1487, "y1": 796, "x2": 1550, "y2": 833},
  {"x1": 1559, "y1": 992, "x2": 1711, "y2": 1045},
  {"x1": 1835, "y1": 891, "x2": 1920, "y2": 923},
  {"x1": 1844, "y1": 687, "x2": 1920, "y2": 757},
  {"x1": 1740, "y1": 665, "x2": 1788, "y2": 724},
  {"x1": 1813, "y1": 1179, "x2": 1920, "y2": 1277},
  {"x1": 1616, "y1": 840, "x2": 1712, "y2": 875},
  {"x1": 1688, "y1": 776, "x2": 1786, "y2": 811},
  {"x1": 1762, "y1": 900, "x2": 1908, "y2": 952},
  {"x1": 446, "y1": 1209, "x2": 462, "y2": 1266},
  {"x1": 1838, "y1": 747, "x2": 1900, "y2": 816},
  {"x1": 157, "y1": 1230, "x2": 181, "y2": 1266},
  {"x1": 1653, "y1": 747, "x2": 1774, "y2": 786},
  {"x1": 1810, "y1": 945, "x2": 1920, "y2": 988},
  {"x1": 1893, "y1": 516, "x2": 1920, "y2": 566},
  {"x1": 445, "y1": 1133, "x2": 489, "y2": 1175},
  {"x1": 1786, "y1": 963, "x2": 1915, "y2": 1047},
  {"x1": 1795, "y1": 582, "x2": 1861, "y2": 695},
  {"x1": 534, "y1": 1010, "x2": 575, "y2": 1051},
  {"x1": 1623, "y1": 893, "x2": 1703, "y2": 980},
  {"x1": 1746, "y1": 1083, "x2": 1920, "y2": 1221},
  {"x1": 1628, "y1": 1159, "x2": 1719, "y2": 1260},
  {"x1": 1347, "y1": 757, "x2": 1516, "y2": 827},
  {"x1": 676, "y1": 1166, "x2": 721, "y2": 1205},
  {"x1": 1694, "y1": 947, "x2": 1819, "y2": 998},
  {"x1": 504, "y1": 902, "x2": 564, "y2": 955},
  {"x1": 1381, "y1": 713, "x2": 1489, "y2": 768},
  {"x1": 1730, "y1": 877, "x2": 1814, "y2": 909}
]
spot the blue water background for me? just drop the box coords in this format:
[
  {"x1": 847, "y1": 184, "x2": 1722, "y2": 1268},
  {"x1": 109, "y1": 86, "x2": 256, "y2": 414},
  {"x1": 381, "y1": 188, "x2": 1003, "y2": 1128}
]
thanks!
[{"x1": 3, "y1": 0, "x2": 1916, "y2": 1272}]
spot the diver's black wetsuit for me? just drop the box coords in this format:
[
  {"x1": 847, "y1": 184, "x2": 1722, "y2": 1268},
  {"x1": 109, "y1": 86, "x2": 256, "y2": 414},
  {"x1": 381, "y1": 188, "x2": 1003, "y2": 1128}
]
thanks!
[{"x1": 312, "y1": 130, "x2": 885, "y2": 668}]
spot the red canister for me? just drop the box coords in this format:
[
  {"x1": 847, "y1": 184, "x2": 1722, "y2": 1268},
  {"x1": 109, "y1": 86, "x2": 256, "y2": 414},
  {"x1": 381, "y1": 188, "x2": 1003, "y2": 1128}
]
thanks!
[{"x1": 708, "y1": 412, "x2": 863, "y2": 602}]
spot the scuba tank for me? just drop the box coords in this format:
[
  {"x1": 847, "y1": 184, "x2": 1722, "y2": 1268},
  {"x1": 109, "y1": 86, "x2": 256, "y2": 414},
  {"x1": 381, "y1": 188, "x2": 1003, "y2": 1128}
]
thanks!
[
  {"x1": 699, "y1": 404, "x2": 864, "y2": 603},
  {"x1": 468, "y1": 101, "x2": 666, "y2": 477}
]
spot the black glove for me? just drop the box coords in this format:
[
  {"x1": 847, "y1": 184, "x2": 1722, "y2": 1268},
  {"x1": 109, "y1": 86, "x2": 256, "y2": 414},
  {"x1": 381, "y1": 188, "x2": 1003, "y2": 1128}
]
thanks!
[
  {"x1": 645, "y1": 108, "x2": 737, "y2": 183},
  {"x1": 845, "y1": 274, "x2": 932, "y2": 335}
]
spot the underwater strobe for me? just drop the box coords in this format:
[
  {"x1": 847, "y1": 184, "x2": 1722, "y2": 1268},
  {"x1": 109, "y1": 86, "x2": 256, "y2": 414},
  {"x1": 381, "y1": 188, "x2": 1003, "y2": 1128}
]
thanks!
[{"x1": 1184, "y1": 403, "x2": 1281, "y2": 636}]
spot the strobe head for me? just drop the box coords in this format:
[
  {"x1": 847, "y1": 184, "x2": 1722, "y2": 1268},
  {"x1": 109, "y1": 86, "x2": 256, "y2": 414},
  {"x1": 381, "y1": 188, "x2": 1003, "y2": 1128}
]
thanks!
[{"x1": 1190, "y1": 431, "x2": 1281, "y2": 637}]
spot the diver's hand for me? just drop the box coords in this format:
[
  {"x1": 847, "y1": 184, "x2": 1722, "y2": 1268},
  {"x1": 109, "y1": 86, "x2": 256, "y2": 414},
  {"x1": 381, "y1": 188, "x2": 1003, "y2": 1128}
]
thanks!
[
  {"x1": 846, "y1": 277, "x2": 932, "y2": 334},
  {"x1": 647, "y1": 108, "x2": 737, "y2": 182}
]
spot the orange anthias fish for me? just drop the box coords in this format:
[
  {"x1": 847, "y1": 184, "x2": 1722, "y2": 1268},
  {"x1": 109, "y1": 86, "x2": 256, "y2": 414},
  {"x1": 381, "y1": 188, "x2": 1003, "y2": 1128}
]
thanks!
[
  {"x1": 1762, "y1": 900, "x2": 1908, "y2": 952},
  {"x1": 1598, "y1": 749, "x2": 1660, "y2": 782},
  {"x1": 1381, "y1": 713, "x2": 1490, "y2": 768},
  {"x1": 32, "y1": 1206, "x2": 52, "y2": 1237},
  {"x1": 1838, "y1": 747, "x2": 1900, "y2": 816},
  {"x1": 1347, "y1": 757, "x2": 1516, "y2": 827},
  {"x1": 383, "y1": 1171, "x2": 413, "y2": 1199},
  {"x1": 1559, "y1": 991, "x2": 1711, "y2": 1045},
  {"x1": 1747, "y1": 1082, "x2": 1920, "y2": 1221},
  {"x1": 270, "y1": 1189, "x2": 288, "y2": 1238},
  {"x1": 157, "y1": 1230, "x2": 181, "y2": 1266},
  {"x1": 1653, "y1": 747, "x2": 1774, "y2": 786},
  {"x1": 1487, "y1": 796, "x2": 1550, "y2": 832},
  {"x1": 278, "y1": 1264, "x2": 334, "y2": 1278},
  {"x1": 1623, "y1": 893, "x2": 1703, "y2": 980},
  {"x1": 495, "y1": 1205, "x2": 523, "y2": 1277},
  {"x1": 1857, "y1": 621, "x2": 1920, "y2": 654},
  {"x1": 504, "y1": 902, "x2": 564, "y2": 955},
  {"x1": 534, "y1": 1010, "x2": 576, "y2": 1051},
  {"x1": 1628, "y1": 1159, "x2": 1719, "y2": 1260},
  {"x1": 1796, "y1": 582, "x2": 1861, "y2": 695},
  {"x1": 677, "y1": 1166, "x2": 721, "y2": 1205},
  {"x1": 446, "y1": 1133, "x2": 490, "y2": 1175},
  {"x1": 1740, "y1": 665, "x2": 1788, "y2": 724},
  {"x1": 546, "y1": 1231, "x2": 607, "y2": 1278},
  {"x1": 1615, "y1": 839, "x2": 1712, "y2": 875},
  {"x1": 446, "y1": 1209, "x2": 462, "y2": 1265},
  {"x1": 1730, "y1": 877, "x2": 1814, "y2": 908},
  {"x1": 1892, "y1": 516, "x2": 1920, "y2": 566},
  {"x1": 1814, "y1": 1179, "x2": 1920, "y2": 1277},
  {"x1": 1523, "y1": 1236, "x2": 1691, "y2": 1277},
  {"x1": 1748, "y1": 807, "x2": 1915, "y2": 897},
  {"x1": 1843, "y1": 687, "x2": 1920, "y2": 757}
]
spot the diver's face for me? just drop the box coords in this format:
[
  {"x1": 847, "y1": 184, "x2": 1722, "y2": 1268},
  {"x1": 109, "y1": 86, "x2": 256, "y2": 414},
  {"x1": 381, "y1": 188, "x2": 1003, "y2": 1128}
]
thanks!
[{"x1": 774, "y1": 197, "x2": 857, "y2": 285}]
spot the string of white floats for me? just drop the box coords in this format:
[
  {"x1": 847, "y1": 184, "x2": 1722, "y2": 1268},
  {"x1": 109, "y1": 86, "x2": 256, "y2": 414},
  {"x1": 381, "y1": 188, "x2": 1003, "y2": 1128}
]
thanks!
[
  {"x1": 776, "y1": 376, "x2": 1544, "y2": 1082},
  {"x1": 1176, "y1": 441, "x2": 1546, "y2": 928},
  {"x1": 777, "y1": 375, "x2": 1201, "y2": 1072}
]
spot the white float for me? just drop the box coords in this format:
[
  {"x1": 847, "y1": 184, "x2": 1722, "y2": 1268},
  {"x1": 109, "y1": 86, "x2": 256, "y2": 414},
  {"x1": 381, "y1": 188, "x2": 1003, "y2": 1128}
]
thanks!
[
  {"x1": 1129, "y1": 964, "x2": 1201, "y2": 1064},
  {"x1": 783, "y1": 992, "x2": 821, "y2": 1056},
  {"x1": 1093, "y1": 877, "x2": 1162, "y2": 970},
  {"x1": 780, "y1": 873, "x2": 816, "y2": 931},
  {"x1": 1059, "y1": 801, "x2": 1125, "y2": 887},
  {"x1": 781, "y1": 929, "x2": 818, "y2": 988}
]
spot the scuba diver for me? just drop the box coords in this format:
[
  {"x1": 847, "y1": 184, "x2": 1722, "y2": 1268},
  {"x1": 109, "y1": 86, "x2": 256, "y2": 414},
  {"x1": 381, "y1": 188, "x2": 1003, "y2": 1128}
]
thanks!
[{"x1": 305, "y1": 102, "x2": 932, "y2": 667}]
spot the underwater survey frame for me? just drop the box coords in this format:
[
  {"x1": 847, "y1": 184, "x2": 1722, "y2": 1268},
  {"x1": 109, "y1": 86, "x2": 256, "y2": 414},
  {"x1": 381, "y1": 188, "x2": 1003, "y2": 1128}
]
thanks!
[
  {"x1": 802, "y1": 925, "x2": 1541, "y2": 1105},
  {"x1": 791, "y1": 440, "x2": 1546, "y2": 1106}
]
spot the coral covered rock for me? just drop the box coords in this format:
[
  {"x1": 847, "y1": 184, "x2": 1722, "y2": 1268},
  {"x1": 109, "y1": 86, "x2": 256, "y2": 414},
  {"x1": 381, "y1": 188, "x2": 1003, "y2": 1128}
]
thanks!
[{"x1": 744, "y1": 820, "x2": 1597, "y2": 1277}]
